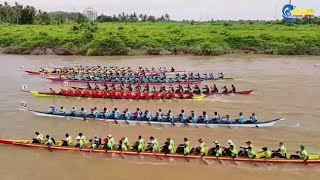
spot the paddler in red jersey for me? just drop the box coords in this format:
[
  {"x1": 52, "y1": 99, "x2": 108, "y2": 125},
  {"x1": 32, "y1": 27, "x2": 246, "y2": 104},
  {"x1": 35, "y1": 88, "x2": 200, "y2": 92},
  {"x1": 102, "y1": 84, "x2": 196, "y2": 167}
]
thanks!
[
  {"x1": 143, "y1": 90, "x2": 151, "y2": 100},
  {"x1": 66, "y1": 89, "x2": 74, "y2": 96},
  {"x1": 126, "y1": 91, "x2": 133, "y2": 99},
  {"x1": 152, "y1": 91, "x2": 159, "y2": 99},
  {"x1": 211, "y1": 84, "x2": 219, "y2": 94},
  {"x1": 118, "y1": 90, "x2": 125, "y2": 99},
  {"x1": 222, "y1": 86, "x2": 228, "y2": 94},
  {"x1": 75, "y1": 88, "x2": 82, "y2": 97},
  {"x1": 177, "y1": 91, "x2": 184, "y2": 99},
  {"x1": 160, "y1": 90, "x2": 169, "y2": 99},
  {"x1": 101, "y1": 90, "x2": 108, "y2": 98},
  {"x1": 134, "y1": 90, "x2": 141, "y2": 99},
  {"x1": 91, "y1": 90, "x2": 99, "y2": 98},
  {"x1": 186, "y1": 91, "x2": 194, "y2": 99},
  {"x1": 60, "y1": 89, "x2": 67, "y2": 95},
  {"x1": 83, "y1": 89, "x2": 90, "y2": 97},
  {"x1": 49, "y1": 88, "x2": 57, "y2": 95},
  {"x1": 169, "y1": 90, "x2": 176, "y2": 99},
  {"x1": 110, "y1": 89, "x2": 116, "y2": 99}
]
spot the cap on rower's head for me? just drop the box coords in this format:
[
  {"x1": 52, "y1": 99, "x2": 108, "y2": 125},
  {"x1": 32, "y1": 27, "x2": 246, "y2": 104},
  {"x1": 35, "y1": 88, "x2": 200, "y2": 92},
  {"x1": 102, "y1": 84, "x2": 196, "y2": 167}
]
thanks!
[
  {"x1": 50, "y1": 105, "x2": 54, "y2": 107},
  {"x1": 227, "y1": 140, "x2": 233, "y2": 144},
  {"x1": 246, "y1": 141, "x2": 251, "y2": 144},
  {"x1": 214, "y1": 140, "x2": 219, "y2": 144},
  {"x1": 107, "y1": 134, "x2": 112, "y2": 138}
]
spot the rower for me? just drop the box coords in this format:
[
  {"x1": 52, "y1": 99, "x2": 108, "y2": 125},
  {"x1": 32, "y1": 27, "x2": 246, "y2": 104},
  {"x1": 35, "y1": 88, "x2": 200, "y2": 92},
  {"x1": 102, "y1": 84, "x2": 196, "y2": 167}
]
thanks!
[
  {"x1": 213, "y1": 112, "x2": 221, "y2": 123},
  {"x1": 290, "y1": 145, "x2": 309, "y2": 160},
  {"x1": 193, "y1": 85, "x2": 201, "y2": 94},
  {"x1": 49, "y1": 88, "x2": 57, "y2": 95},
  {"x1": 124, "y1": 109, "x2": 132, "y2": 120},
  {"x1": 230, "y1": 144, "x2": 238, "y2": 158},
  {"x1": 218, "y1": 72, "x2": 224, "y2": 78},
  {"x1": 190, "y1": 111, "x2": 198, "y2": 123},
  {"x1": 32, "y1": 131, "x2": 44, "y2": 144},
  {"x1": 248, "y1": 147, "x2": 257, "y2": 159},
  {"x1": 258, "y1": 147, "x2": 272, "y2": 159},
  {"x1": 94, "y1": 83, "x2": 100, "y2": 90},
  {"x1": 225, "y1": 114, "x2": 233, "y2": 124},
  {"x1": 70, "y1": 107, "x2": 77, "y2": 116},
  {"x1": 76, "y1": 133, "x2": 87, "y2": 148},
  {"x1": 171, "y1": 67, "x2": 175, "y2": 72},
  {"x1": 106, "y1": 134, "x2": 115, "y2": 150},
  {"x1": 166, "y1": 138, "x2": 176, "y2": 154},
  {"x1": 120, "y1": 137, "x2": 130, "y2": 151},
  {"x1": 213, "y1": 140, "x2": 222, "y2": 157},
  {"x1": 239, "y1": 141, "x2": 253, "y2": 157},
  {"x1": 45, "y1": 135, "x2": 55, "y2": 147},
  {"x1": 198, "y1": 139, "x2": 208, "y2": 156},
  {"x1": 201, "y1": 111, "x2": 210, "y2": 124},
  {"x1": 144, "y1": 110, "x2": 152, "y2": 121},
  {"x1": 157, "y1": 109, "x2": 163, "y2": 121},
  {"x1": 103, "y1": 108, "x2": 110, "y2": 119},
  {"x1": 133, "y1": 108, "x2": 142, "y2": 120},
  {"x1": 79, "y1": 108, "x2": 87, "y2": 120},
  {"x1": 222, "y1": 86, "x2": 228, "y2": 94},
  {"x1": 203, "y1": 85, "x2": 210, "y2": 94},
  {"x1": 166, "y1": 110, "x2": 174, "y2": 122},
  {"x1": 92, "y1": 107, "x2": 100, "y2": 119},
  {"x1": 271, "y1": 142, "x2": 287, "y2": 158},
  {"x1": 61, "y1": 134, "x2": 72, "y2": 146},
  {"x1": 186, "y1": 91, "x2": 194, "y2": 99},
  {"x1": 211, "y1": 84, "x2": 218, "y2": 94},
  {"x1": 86, "y1": 82, "x2": 92, "y2": 90},
  {"x1": 114, "y1": 108, "x2": 121, "y2": 119},
  {"x1": 249, "y1": 113, "x2": 257, "y2": 123},
  {"x1": 183, "y1": 138, "x2": 191, "y2": 155},
  {"x1": 209, "y1": 73, "x2": 214, "y2": 79},
  {"x1": 148, "y1": 136, "x2": 160, "y2": 153},
  {"x1": 138, "y1": 135, "x2": 146, "y2": 152},
  {"x1": 229, "y1": 85, "x2": 236, "y2": 93},
  {"x1": 223, "y1": 140, "x2": 237, "y2": 157},
  {"x1": 179, "y1": 110, "x2": 187, "y2": 123},
  {"x1": 60, "y1": 106, "x2": 67, "y2": 115},
  {"x1": 235, "y1": 112, "x2": 245, "y2": 124},
  {"x1": 49, "y1": 105, "x2": 57, "y2": 114}
]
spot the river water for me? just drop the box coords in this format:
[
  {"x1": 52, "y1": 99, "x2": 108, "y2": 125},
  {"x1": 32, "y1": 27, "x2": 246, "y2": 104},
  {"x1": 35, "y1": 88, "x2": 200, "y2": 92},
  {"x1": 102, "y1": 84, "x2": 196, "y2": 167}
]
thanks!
[{"x1": 0, "y1": 54, "x2": 319, "y2": 180}]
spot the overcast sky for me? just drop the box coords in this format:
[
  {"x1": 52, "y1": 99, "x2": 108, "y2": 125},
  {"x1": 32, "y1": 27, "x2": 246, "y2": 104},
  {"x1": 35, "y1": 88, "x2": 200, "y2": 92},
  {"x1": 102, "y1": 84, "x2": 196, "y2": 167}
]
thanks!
[{"x1": 2, "y1": 0, "x2": 320, "y2": 20}]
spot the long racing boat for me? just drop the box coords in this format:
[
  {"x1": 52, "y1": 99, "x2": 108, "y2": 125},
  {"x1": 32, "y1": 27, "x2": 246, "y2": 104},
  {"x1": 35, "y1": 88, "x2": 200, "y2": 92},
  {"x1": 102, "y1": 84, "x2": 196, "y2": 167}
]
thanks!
[
  {"x1": 0, "y1": 139, "x2": 319, "y2": 165},
  {"x1": 24, "y1": 109, "x2": 284, "y2": 128}
]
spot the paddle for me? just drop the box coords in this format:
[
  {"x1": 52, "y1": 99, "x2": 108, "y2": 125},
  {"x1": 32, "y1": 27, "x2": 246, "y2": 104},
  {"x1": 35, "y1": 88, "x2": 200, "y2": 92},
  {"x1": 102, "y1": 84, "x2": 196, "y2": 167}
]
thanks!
[
  {"x1": 200, "y1": 156, "x2": 210, "y2": 165},
  {"x1": 113, "y1": 118, "x2": 118, "y2": 124}
]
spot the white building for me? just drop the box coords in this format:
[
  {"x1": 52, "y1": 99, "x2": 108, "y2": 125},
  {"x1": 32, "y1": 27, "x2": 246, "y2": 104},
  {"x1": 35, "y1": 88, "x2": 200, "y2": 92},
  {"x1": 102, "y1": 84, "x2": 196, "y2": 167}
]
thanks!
[{"x1": 83, "y1": 7, "x2": 97, "y2": 21}]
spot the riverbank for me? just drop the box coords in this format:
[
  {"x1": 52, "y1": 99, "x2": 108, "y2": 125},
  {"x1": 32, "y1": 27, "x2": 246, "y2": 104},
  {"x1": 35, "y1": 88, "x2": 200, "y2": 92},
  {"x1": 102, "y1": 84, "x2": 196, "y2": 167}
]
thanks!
[{"x1": 1, "y1": 22, "x2": 320, "y2": 56}]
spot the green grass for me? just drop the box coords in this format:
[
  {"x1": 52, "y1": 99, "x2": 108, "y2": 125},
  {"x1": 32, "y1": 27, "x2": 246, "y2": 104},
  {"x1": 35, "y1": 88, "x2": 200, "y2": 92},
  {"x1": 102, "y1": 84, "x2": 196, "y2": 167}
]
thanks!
[{"x1": 1, "y1": 22, "x2": 320, "y2": 56}]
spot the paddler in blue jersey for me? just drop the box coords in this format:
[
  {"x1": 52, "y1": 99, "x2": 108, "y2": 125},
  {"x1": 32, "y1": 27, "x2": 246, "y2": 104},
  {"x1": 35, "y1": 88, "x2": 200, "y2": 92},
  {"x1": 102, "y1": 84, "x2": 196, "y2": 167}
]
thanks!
[
  {"x1": 70, "y1": 107, "x2": 77, "y2": 116},
  {"x1": 166, "y1": 110, "x2": 174, "y2": 122},
  {"x1": 213, "y1": 112, "x2": 221, "y2": 123},
  {"x1": 79, "y1": 108, "x2": 87, "y2": 120},
  {"x1": 60, "y1": 106, "x2": 67, "y2": 115},
  {"x1": 156, "y1": 109, "x2": 163, "y2": 121},
  {"x1": 202, "y1": 111, "x2": 210, "y2": 124},
  {"x1": 124, "y1": 109, "x2": 132, "y2": 120},
  {"x1": 225, "y1": 114, "x2": 233, "y2": 124},
  {"x1": 290, "y1": 145, "x2": 309, "y2": 160},
  {"x1": 235, "y1": 112, "x2": 245, "y2": 124},
  {"x1": 249, "y1": 113, "x2": 257, "y2": 123},
  {"x1": 113, "y1": 108, "x2": 121, "y2": 119},
  {"x1": 103, "y1": 108, "x2": 110, "y2": 119},
  {"x1": 49, "y1": 105, "x2": 57, "y2": 114},
  {"x1": 179, "y1": 110, "x2": 187, "y2": 123},
  {"x1": 190, "y1": 111, "x2": 198, "y2": 123},
  {"x1": 92, "y1": 107, "x2": 100, "y2": 119},
  {"x1": 32, "y1": 132, "x2": 44, "y2": 144}
]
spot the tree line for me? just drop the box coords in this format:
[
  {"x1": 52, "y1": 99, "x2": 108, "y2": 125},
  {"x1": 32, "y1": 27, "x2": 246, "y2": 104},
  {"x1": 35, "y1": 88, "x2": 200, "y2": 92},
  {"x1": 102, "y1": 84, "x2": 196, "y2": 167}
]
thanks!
[{"x1": 96, "y1": 13, "x2": 170, "y2": 22}]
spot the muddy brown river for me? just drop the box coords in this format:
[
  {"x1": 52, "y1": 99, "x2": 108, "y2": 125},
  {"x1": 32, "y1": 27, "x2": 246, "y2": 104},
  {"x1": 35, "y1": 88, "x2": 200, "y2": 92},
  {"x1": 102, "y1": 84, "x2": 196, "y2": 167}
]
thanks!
[{"x1": 0, "y1": 54, "x2": 320, "y2": 180}]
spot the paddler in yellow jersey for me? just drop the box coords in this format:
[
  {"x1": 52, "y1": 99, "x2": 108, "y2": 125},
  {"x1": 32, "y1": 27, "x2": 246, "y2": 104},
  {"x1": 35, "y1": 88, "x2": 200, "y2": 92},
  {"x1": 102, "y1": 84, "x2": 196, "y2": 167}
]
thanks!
[
  {"x1": 76, "y1": 133, "x2": 87, "y2": 148},
  {"x1": 148, "y1": 136, "x2": 160, "y2": 153},
  {"x1": 61, "y1": 134, "x2": 72, "y2": 146},
  {"x1": 239, "y1": 141, "x2": 253, "y2": 157},
  {"x1": 271, "y1": 142, "x2": 287, "y2": 158},
  {"x1": 247, "y1": 146, "x2": 257, "y2": 159},
  {"x1": 230, "y1": 144, "x2": 238, "y2": 158},
  {"x1": 198, "y1": 139, "x2": 208, "y2": 156},
  {"x1": 120, "y1": 137, "x2": 130, "y2": 151},
  {"x1": 183, "y1": 138, "x2": 191, "y2": 155},
  {"x1": 258, "y1": 147, "x2": 272, "y2": 159},
  {"x1": 45, "y1": 135, "x2": 55, "y2": 147},
  {"x1": 213, "y1": 140, "x2": 222, "y2": 157},
  {"x1": 32, "y1": 132, "x2": 44, "y2": 144},
  {"x1": 167, "y1": 138, "x2": 176, "y2": 154},
  {"x1": 106, "y1": 134, "x2": 115, "y2": 150},
  {"x1": 138, "y1": 135, "x2": 146, "y2": 153},
  {"x1": 290, "y1": 145, "x2": 309, "y2": 160}
]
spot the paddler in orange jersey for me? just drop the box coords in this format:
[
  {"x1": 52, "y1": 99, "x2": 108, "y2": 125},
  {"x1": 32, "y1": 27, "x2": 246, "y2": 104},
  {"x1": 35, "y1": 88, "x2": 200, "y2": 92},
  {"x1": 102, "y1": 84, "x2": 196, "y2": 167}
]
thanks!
[
  {"x1": 49, "y1": 88, "x2": 57, "y2": 95},
  {"x1": 169, "y1": 90, "x2": 176, "y2": 99}
]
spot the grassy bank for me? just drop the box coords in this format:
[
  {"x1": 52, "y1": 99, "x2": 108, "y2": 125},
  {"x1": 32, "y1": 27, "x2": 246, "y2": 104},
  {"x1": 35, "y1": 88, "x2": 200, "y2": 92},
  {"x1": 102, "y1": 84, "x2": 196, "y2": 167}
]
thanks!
[{"x1": 1, "y1": 22, "x2": 320, "y2": 56}]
